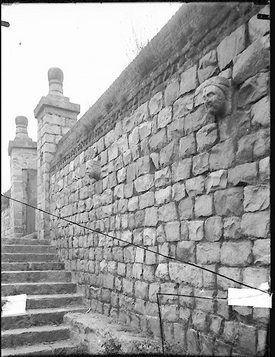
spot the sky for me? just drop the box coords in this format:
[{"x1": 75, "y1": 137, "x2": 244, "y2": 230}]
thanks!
[{"x1": 1, "y1": 2, "x2": 182, "y2": 193}]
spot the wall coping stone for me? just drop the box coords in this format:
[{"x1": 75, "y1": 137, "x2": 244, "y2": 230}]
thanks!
[{"x1": 34, "y1": 95, "x2": 80, "y2": 120}]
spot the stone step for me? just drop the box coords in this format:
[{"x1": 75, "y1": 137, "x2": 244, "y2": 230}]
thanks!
[
  {"x1": 1, "y1": 339, "x2": 84, "y2": 356},
  {"x1": 1, "y1": 261, "x2": 65, "y2": 271},
  {"x1": 1, "y1": 324, "x2": 71, "y2": 349},
  {"x1": 1, "y1": 237, "x2": 51, "y2": 246},
  {"x1": 1, "y1": 245, "x2": 56, "y2": 254},
  {"x1": 2, "y1": 293, "x2": 85, "y2": 310},
  {"x1": 2, "y1": 253, "x2": 58, "y2": 262},
  {"x1": 1, "y1": 306, "x2": 87, "y2": 331},
  {"x1": 1, "y1": 270, "x2": 72, "y2": 283},
  {"x1": 2, "y1": 282, "x2": 77, "y2": 296}
]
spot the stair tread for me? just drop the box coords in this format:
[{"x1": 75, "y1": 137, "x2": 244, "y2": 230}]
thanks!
[
  {"x1": 1, "y1": 324, "x2": 70, "y2": 335},
  {"x1": 1, "y1": 305, "x2": 87, "y2": 316},
  {"x1": 1, "y1": 339, "x2": 82, "y2": 356},
  {"x1": 2, "y1": 293, "x2": 83, "y2": 301},
  {"x1": 1, "y1": 270, "x2": 69, "y2": 273},
  {"x1": 2, "y1": 281, "x2": 75, "y2": 286}
]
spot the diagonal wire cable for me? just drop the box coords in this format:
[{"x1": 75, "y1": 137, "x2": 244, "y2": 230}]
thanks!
[{"x1": 1, "y1": 194, "x2": 271, "y2": 295}]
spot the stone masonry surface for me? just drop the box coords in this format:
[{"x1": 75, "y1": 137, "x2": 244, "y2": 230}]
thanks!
[{"x1": 37, "y1": 3, "x2": 271, "y2": 356}]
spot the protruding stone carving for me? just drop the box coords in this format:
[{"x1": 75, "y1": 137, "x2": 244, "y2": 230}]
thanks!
[
  {"x1": 14, "y1": 116, "x2": 31, "y2": 141},
  {"x1": 86, "y1": 159, "x2": 101, "y2": 181},
  {"x1": 197, "y1": 76, "x2": 231, "y2": 117}
]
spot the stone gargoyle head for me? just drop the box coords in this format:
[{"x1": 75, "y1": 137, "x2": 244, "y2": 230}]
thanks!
[{"x1": 196, "y1": 76, "x2": 232, "y2": 117}]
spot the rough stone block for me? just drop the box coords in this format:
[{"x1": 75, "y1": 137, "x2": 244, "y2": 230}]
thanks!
[
  {"x1": 143, "y1": 227, "x2": 157, "y2": 246},
  {"x1": 199, "y1": 332, "x2": 214, "y2": 356},
  {"x1": 155, "y1": 186, "x2": 172, "y2": 205},
  {"x1": 179, "y1": 133, "x2": 196, "y2": 158},
  {"x1": 205, "y1": 169, "x2": 227, "y2": 194},
  {"x1": 173, "y1": 94, "x2": 194, "y2": 119},
  {"x1": 164, "y1": 79, "x2": 180, "y2": 107},
  {"x1": 195, "y1": 194, "x2": 213, "y2": 217},
  {"x1": 157, "y1": 107, "x2": 172, "y2": 129},
  {"x1": 149, "y1": 92, "x2": 163, "y2": 116},
  {"x1": 128, "y1": 127, "x2": 139, "y2": 147},
  {"x1": 172, "y1": 158, "x2": 192, "y2": 182},
  {"x1": 217, "y1": 267, "x2": 242, "y2": 289},
  {"x1": 192, "y1": 310, "x2": 208, "y2": 331},
  {"x1": 209, "y1": 315, "x2": 223, "y2": 336},
  {"x1": 214, "y1": 340, "x2": 231, "y2": 356},
  {"x1": 259, "y1": 157, "x2": 270, "y2": 181},
  {"x1": 209, "y1": 139, "x2": 235, "y2": 170},
  {"x1": 177, "y1": 241, "x2": 195, "y2": 262},
  {"x1": 128, "y1": 196, "x2": 139, "y2": 211},
  {"x1": 185, "y1": 175, "x2": 205, "y2": 197},
  {"x1": 221, "y1": 241, "x2": 252, "y2": 266},
  {"x1": 188, "y1": 220, "x2": 204, "y2": 241},
  {"x1": 257, "y1": 329, "x2": 268, "y2": 356},
  {"x1": 186, "y1": 329, "x2": 200, "y2": 355},
  {"x1": 198, "y1": 49, "x2": 218, "y2": 84},
  {"x1": 180, "y1": 221, "x2": 189, "y2": 241},
  {"x1": 251, "y1": 96, "x2": 270, "y2": 127},
  {"x1": 159, "y1": 139, "x2": 179, "y2": 167},
  {"x1": 196, "y1": 242, "x2": 220, "y2": 264},
  {"x1": 217, "y1": 24, "x2": 246, "y2": 70},
  {"x1": 136, "y1": 156, "x2": 151, "y2": 177},
  {"x1": 223, "y1": 217, "x2": 241, "y2": 239},
  {"x1": 169, "y1": 262, "x2": 202, "y2": 287},
  {"x1": 150, "y1": 152, "x2": 159, "y2": 170},
  {"x1": 238, "y1": 323, "x2": 257, "y2": 355},
  {"x1": 184, "y1": 107, "x2": 214, "y2": 135},
  {"x1": 167, "y1": 118, "x2": 185, "y2": 140},
  {"x1": 237, "y1": 71, "x2": 269, "y2": 108},
  {"x1": 196, "y1": 123, "x2": 218, "y2": 152},
  {"x1": 139, "y1": 191, "x2": 154, "y2": 209},
  {"x1": 244, "y1": 184, "x2": 269, "y2": 212},
  {"x1": 248, "y1": 6, "x2": 270, "y2": 42},
  {"x1": 155, "y1": 263, "x2": 169, "y2": 280},
  {"x1": 214, "y1": 187, "x2": 243, "y2": 216},
  {"x1": 242, "y1": 267, "x2": 270, "y2": 289},
  {"x1": 144, "y1": 206, "x2": 158, "y2": 226},
  {"x1": 155, "y1": 167, "x2": 171, "y2": 187},
  {"x1": 178, "y1": 197, "x2": 193, "y2": 220},
  {"x1": 228, "y1": 162, "x2": 257, "y2": 186},
  {"x1": 235, "y1": 133, "x2": 257, "y2": 164},
  {"x1": 139, "y1": 121, "x2": 152, "y2": 139},
  {"x1": 253, "y1": 128, "x2": 270, "y2": 159},
  {"x1": 135, "y1": 281, "x2": 148, "y2": 300},
  {"x1": 219, "y1": 111, "x2": 251, "y2": 143},
  {"x1": 134, "y1": 174, "x2": 154, "y2": 193},
  {"x1": 241, "y1": 211, "x2": 269, "y2": 238},
  {"x1": 158, "y1": 202, "x2": 178, "y2": 222},
  {"x1": 145, "y1": 248, "x2": 157, "y2": 265},
  {"x1": 180, "y1": 65, "x2": 198, "y2": 95},
  {"x1": 192, "y1": 152, "x2": 209, "y2": 176},
  {"x1": 149, "y1": 129, "x2": 167, "y2": 151},
  {"x1": 172, "y1": 182, "x2": 186, "y2": 202},
  {"x1": 205, "y1": 216, "x2": 223, "y2": 241},
  {"x1": 135, "y1": 247, "x2": 144, "y2": 263},
  {"x1": 222, "y1": 321, "x2": 239, "y2": 343},
  {"x1": 233, "y1": 35, "x2": 270, "y2": 84}
]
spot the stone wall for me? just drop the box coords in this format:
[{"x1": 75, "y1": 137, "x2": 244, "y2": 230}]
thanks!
[
  {"x1": 1, "y1": 207, "x2": 11, "y2": 237},
  {"x1": 48, "y1": 3, "x2": 270, "y2": 356}
]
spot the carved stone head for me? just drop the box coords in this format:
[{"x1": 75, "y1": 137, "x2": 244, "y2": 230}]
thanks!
[
  {"x1": 86, "y1": 159, "x2": 101, "y2": 181},
  {"x1": 200, "y1": 76, "x2": 231, "y2": 117}
]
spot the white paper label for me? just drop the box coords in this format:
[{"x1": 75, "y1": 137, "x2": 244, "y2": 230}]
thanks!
[{"x1": 228, "y1": 288, "x2": 272, "y2": 308}]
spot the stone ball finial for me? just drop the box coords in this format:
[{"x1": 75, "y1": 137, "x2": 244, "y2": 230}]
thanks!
[
  {"x1": 48, "y1": 67, "x2": 64, "y2": 95},
  {"x1": 15, "y1": 116, "x2": 30, "y2": 140},
  {"x1": 15, "y1": 116, "x2": 28, "y2": 126}
]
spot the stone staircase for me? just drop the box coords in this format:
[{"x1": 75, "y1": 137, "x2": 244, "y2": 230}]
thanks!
[{"x1": 1, "y1": 234, "x2": 88, "y2": 356}]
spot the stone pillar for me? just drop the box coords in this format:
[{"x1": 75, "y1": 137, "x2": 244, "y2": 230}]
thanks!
[
  {"x1": 34, "y1": 67, "x2": 80, "y2": 239},
  {"x1": 8, "y1": 116, "x2": 37, "y2": 238}
]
